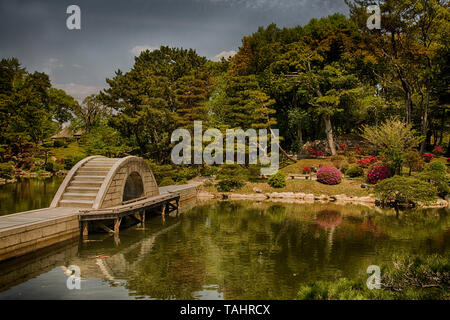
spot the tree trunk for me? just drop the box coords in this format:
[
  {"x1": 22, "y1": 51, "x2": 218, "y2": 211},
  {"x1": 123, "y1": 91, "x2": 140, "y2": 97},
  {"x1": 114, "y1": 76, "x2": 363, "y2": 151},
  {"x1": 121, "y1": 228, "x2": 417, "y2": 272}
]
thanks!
[
  {"x1": 322, "y1": 113, "x2": 336, "y2": 155},
  {"x1": 419, "y1": 91, "x2": 429, "y2": 154},
  {"x1": 298, "y1": 127, "x2": 303, "y2": 154},
  {"x1": 405, "y1": 91, "x2": 413, "y2": 124}
]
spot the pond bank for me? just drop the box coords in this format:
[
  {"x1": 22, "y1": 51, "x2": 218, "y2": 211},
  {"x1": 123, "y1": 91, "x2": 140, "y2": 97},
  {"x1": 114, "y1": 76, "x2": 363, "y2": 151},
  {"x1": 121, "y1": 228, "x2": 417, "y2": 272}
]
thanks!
[{"x1": 198, "y1": 191, "x2": 449, "y2": 209}]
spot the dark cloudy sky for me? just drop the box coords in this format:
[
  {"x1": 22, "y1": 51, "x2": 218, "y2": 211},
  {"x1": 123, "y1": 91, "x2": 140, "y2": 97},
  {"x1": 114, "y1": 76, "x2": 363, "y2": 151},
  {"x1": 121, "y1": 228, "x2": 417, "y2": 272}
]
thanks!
[{"x1": 0, "y1": 0, "x2": 348, "y2": 101}]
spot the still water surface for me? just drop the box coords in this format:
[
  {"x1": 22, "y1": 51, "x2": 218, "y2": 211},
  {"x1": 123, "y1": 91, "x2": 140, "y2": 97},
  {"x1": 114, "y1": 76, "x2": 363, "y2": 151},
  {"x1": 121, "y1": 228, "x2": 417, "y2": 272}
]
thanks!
[
  {"x1": 0, "y1": 177, "x2": 63, "y2": 216},
  {"x1": 0, "y1": 198, "x2": 448, "y2": 299}
]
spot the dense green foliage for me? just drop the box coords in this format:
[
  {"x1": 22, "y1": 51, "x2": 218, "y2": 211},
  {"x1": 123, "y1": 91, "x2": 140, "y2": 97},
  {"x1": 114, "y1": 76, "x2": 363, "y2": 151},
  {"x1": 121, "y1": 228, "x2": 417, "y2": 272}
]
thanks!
[
  {"x1": 374, "y1": 176, "x2": 437, "y2": 206},
  {"x1": 268, "y1": 172, "x2": 286, "y2": 188},
  {"x1": 297, "y1": 254, "x2": 449, "y2": 300},
  {"x1": 0, "y1": 162, "x2": 14, "y2": 179},
  {"x1": 345, "y1": 165, "x2": 363, "y2": 178},
  {"x1": 419, "y1": 161, "x2": 450, "y2": 197}
]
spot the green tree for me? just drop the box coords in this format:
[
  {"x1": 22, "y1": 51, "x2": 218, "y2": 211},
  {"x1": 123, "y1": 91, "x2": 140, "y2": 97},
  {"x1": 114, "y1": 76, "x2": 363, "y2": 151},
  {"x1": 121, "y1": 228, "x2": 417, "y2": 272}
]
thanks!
[{"x1": 362, "y1": 118, "x2": 423, "y2": 175}]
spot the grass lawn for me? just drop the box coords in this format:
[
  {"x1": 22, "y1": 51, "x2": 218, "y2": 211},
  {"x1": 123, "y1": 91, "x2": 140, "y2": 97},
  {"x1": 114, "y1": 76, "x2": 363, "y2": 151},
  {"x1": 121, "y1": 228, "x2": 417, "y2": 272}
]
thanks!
[
  {"x1": 200, "y1": 177, "x2": 371, "y2": 197},
  {"x1": 50, "y1": 142, "x2": 87, "y2": 160}
]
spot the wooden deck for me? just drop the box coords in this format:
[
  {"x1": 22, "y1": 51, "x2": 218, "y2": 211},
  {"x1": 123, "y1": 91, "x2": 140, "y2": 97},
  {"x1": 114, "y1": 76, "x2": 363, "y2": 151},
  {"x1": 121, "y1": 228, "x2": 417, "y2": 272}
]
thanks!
[
  {"x1": 78, "y1": 192, "x2": 180, "y2": 236},
  {"x1": 79, "y1": 192, "x2": 180, "y2": 221}
]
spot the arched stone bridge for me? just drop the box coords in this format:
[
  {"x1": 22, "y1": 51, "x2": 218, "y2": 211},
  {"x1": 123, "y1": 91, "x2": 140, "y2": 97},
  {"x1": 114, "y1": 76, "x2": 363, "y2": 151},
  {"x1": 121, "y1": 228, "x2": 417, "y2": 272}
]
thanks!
[{"x1": 50, "y1": 156, "x2": 159, "y2": 209}]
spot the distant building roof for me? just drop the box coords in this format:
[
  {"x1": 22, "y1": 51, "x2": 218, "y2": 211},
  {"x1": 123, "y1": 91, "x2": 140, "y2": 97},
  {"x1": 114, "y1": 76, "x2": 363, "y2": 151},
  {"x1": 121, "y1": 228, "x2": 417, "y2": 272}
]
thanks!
[{"x1": 51, "y1": 127, "x2": 85, "y2": 140}]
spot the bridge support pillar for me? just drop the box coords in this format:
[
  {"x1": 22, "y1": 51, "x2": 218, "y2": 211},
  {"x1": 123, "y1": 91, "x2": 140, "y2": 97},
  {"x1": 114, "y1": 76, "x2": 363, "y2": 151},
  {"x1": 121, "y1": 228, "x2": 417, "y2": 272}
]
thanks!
[
  {"x1": 82, "y1": 221, "x2": 89, "y2": 237},
  {"x1": 114, "y1": 218, "x2": 122, "y2": 234}
]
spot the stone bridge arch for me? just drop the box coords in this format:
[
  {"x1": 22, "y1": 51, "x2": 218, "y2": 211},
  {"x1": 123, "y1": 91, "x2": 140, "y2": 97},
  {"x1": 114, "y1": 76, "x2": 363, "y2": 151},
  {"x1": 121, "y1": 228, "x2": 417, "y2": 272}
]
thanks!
[{"x1": 51, "y1": 156, "x2": 159, "y2": 209}]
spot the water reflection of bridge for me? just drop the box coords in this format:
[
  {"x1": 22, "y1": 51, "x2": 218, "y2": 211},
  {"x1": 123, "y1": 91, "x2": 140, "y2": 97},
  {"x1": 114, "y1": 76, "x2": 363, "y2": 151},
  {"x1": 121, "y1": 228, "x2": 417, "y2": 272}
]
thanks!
[{"x1": 0, "y1": 217, "x2": 181, "y2": 292}]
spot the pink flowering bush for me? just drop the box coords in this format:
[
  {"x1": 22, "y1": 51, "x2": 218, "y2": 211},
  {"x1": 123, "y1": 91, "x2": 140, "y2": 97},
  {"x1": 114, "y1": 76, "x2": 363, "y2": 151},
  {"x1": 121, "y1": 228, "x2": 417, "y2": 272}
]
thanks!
[
  {"x1": 367, "y1": 164, "x2": 392, "y2": 184},
  {"x1": 317, "y1": 166, "x2": 342, "y2": 185}
]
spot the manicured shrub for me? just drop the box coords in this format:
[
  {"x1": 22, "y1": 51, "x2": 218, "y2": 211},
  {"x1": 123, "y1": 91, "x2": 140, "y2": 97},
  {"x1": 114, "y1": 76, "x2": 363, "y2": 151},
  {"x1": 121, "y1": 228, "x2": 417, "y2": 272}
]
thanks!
[
  {"x1": 53, "y1": 162, "x2": 65, "y2": 172},
  {"x1": 347, "y1": 156, "x2": 357, "y2": 164},
  {"x1": 217, "y1": 177, "x2": 244, "y2": 192},
  {"x1": 64, "y1": 155, "x2": 85, "y2": 170},
  {"x1": 317, "y1": 166, "x2": 341, "y2": 185},
  {"x1": 345, "y1": 166, "x2": 364, "y2": 178},
  {"x1": 367, "y1": 164, "x2": 392, "y2": 184},
  {"x1": 423, "y1": 153, "x2": 434, "y2": 163},
  {"x1": 159, "y1": 177, "x2": 175, "y2": 187},
  {"x1": 268, "y1": 172, "x2": 286, "y2": 188},
  {"x1": 374, "y1": 176, "x2": 436, "y2": 207},
  {"x1": 44, "y1": 162, "x2": 54, "y2": 173},
  {"x1": 340, "y1": 161, "x2": 349, "y2": 173},
  {"x1": 419, "y1": 161, "x2": 449, "y2": 197},
  {"x1": 426, "y1": 161, "x2": 446, "y2": 174},
  {"x1": 53, "y1": 140, "x2": 65, "y2": 148},
  {"x1": 175, "y1": 167, "x2": 197, "y2": 182},
  {"x1": 201, "y1": 166, "x2": 218, "y2": 177},
  {"x1": 0, "y1": 162, "x2": 14, "y2": 179}
]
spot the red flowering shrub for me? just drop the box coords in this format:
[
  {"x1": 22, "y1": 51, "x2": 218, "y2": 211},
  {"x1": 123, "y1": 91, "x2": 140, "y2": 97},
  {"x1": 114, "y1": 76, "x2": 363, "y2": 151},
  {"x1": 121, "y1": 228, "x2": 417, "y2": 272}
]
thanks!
[
  {"x1": 302, "y1": 167, "x2": 312, "y2": 174},
  {"x1": 447, "y1": 157, "x2": 450, "y2": 164},
  {"x1": 307, "y1": 147, "x2": 324, "y2": 157},
  {"x1": 317, "y1": 166, "x2": 342, "y2": 185},
  {"x1": 423, "y1": 153, "x2": 434, "y2": 163},
  {"x1": 355, "y1": 144, "x2": 364, "y2": 155},
  {"x1": 367, "y1": 165, "x2": 392, "y2": 184},
  {"x1": 339, "y1": 143, "x2": 347, "y2": 152},
  {"x1": 413, "y1": 163, "x2": 424, "y2": 172},
  {"x1": 357, "y1": 156, "x2": 377, "y2": 168},
  {"x1": 314, "y1": 151, "x2": 324, "y2": 157},
  {"x1": 432, "y1": 145, "x2": 444, "y2": 156}
]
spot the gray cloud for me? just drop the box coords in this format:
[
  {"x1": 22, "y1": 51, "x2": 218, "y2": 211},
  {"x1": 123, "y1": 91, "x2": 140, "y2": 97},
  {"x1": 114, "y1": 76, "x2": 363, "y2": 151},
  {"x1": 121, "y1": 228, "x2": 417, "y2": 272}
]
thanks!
[{"x1": 0, "y1": 0, "x2": 348, "y2": 96}]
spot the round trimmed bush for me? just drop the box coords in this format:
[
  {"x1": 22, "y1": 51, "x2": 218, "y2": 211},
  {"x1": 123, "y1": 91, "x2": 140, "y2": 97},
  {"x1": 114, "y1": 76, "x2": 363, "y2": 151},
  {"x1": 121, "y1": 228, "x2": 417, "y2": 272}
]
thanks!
[
  {"x1": 367, "y1": 164, "x2": 392, "y2": 184},
  {"x1": 268, "y1": 172, "x2": 286, "y2": 188},
  {"x1": 317, "y1": 166, "x2": 342, "y2": 185},
  {"x1": 159, "y1": 177, "x2": 175, "y2": 187},
  {"x1": 0, "y1": 162, "x2": 14, "y2": 179},
  {"x1": 345, "y1": 165, "x2": 364, "y2": 178},
  {"x1": 217, "y1": 177, "x2": 244, "y2": 192}
]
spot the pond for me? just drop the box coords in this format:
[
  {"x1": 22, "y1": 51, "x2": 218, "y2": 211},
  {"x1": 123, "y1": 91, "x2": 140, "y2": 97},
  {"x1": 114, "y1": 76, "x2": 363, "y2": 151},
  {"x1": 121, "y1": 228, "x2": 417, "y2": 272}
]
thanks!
[
  {"x1": 0, "y1": 176, "x2": 64, "y2": 216},
  {"x1": 0, "y1": 200, "x2": 448, "y2": 299}
]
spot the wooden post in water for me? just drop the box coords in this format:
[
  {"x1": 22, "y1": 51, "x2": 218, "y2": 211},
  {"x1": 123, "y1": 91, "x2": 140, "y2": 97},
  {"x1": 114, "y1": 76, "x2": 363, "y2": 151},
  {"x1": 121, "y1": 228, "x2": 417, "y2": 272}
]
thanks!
[
  {"x1": 140, "y1": 210, "x2": 145, "y2": 227},
  {"x1": 114, "y1": 218, "x2": 121, "y2": 234},
  {"x1": 161, "y1": 204, "x2": 166, "y2": 224},
  {"x1": 82, "y1": 221, "x2": 89, "y2": 237}
]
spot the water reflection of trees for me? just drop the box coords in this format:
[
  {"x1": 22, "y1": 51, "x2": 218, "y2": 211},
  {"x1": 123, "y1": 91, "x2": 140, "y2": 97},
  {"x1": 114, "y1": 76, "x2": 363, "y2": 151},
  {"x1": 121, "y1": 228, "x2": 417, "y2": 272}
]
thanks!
[{"x1": 102, "y1": 202, "x2": 449, "y2": 299}]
